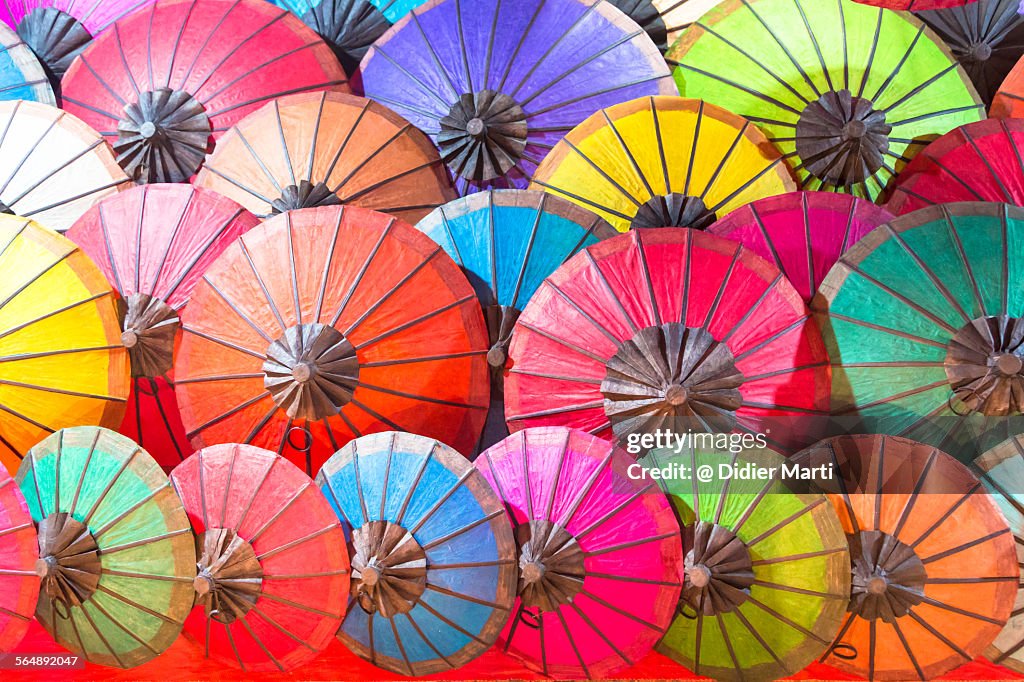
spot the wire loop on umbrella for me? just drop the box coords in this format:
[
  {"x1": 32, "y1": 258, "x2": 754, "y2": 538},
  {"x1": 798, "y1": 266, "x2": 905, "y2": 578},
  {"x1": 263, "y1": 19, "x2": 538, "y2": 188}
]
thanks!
[{"x1": 287, "y1": 426, "x2": 315, "y2": 452}]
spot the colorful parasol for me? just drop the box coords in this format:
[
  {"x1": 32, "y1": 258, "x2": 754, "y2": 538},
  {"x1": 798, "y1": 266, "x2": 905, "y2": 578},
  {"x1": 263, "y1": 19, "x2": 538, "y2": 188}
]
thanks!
[
  {"x1": 415, "y1": 189, "x2": 615, "y2": 451},
  {"x1": 0, "y1": 465, "x2": 37, "y2": 654},
  {"x1": 59, "y1": 0, "x2": 349, "y2": 184},
  {"x1": 0, "y1": 215, "x2": 129, "y2": 475},
  {"x1": 814, "y1": 202, "x2": 1024, "y2": 459},
  {"x1": 0, "y1": 100, "x2": 129, "y2": 232},
  {"x1": 317, "y1": 431, "x2": 516, "y2": 675},
  {"x1": 709, "y1": 192, "x2": 894, "y2": 303},
  {"x1": 174, "y1": 205, "x2": 489, "y2": 476},
  {"x1": 607, "y1": 0, "x2": 724, "y2": 52},
  {"x1": 667, "y1": 0, "x2": 985, "y2": 202},
  {"x1": 16, "y1": 426, "x2": 196, "y2": 668},
  {"x1": 886, "y1": 118, "x2": 1024, "y2": 214},
  {"x1": 475, "y1": 427, "x2": 682, "y2": 678},
  {"x1": 505, "y1": 228, "x2": 830, "y2": 447},
  {"x1": 530, "y1": 97, "x2": 795, "y2": 233},
  {"x1": 195, "y1": 91, "x2": 455, "y2": 223},
  {"x1": 0, "y1": 22, "x2": 51, "y2": 104},
  {"x1": 171, "y1": 443, "x2": 349, "y2": 672},
  {"x1": 649, "y1": 443, "x2": 850, "y2": 682},
  {"x1": 792, "y1": 434, "x2": 1017, "y2": 680},
  {"x1": 992, "y1": 47, "x2": 1024, "y2": 116},
  {"x1": 359, "y1": 0, "x2": 676, "y2": 195},
  {"x1": 65, "y1": 184, "x2": 261, "y2": 470}
]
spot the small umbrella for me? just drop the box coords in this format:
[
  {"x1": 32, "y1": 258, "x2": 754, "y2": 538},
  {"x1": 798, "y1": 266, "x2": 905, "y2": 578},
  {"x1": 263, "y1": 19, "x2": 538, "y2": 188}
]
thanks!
[
  {"x1": 608, "y1": 0, "x2": 725, "y2": 52},
  {"x1": 60, "y1": 0, "x2": 349, "y2": 184},
  {"x1": 475, "y1": 427, "x2": 682, "y2": 679},
  {"x1": 792, "y1": 434, "x2": 1018, "y2": 680},
  {"x1": 317, "y1": 431, "x2": 516, "y2": 675},
  {"x1": 530, "y1": 97, "x2": 796, "y2": 233},
  {"x1": 887, "y1": 118, "x2": 1024, "y2": 214},
  {"x1": 0, "y1": 100, "x2": 129, "y2": 232},
  {"x1": 0, "y1": 465, "x2": 37, "y2": 654},
  {"x1": 814, "y1": 202, "x2": 1024, "y2": 459},
  {"x1": 415, "y1": 189, "x2": 616, "y2": 451},
  {"x1": 16, "y1": 426, "x2": 196, "y2": 668},
  {"x1": 66, "y1": 184, "x2": 261, "y2": 470},
  {"x1": 709, "y1": 191, "x2": 894, "y2": 303},
  {"x1": 174, "y1": 205, "x2": 490, "y2": 475},
  {"x1": 505, "y1": 228, "x2": 830, "y2": 446},
  {"x1": 195, "y1": 91, "x2": 455, "y2": 223},
  {"x1": 171, "y1": 443, "x2": 349, "y2": 672},
  {"x1": 0, "y1": 215, "x2": 129, "y2": 475},
  {"x1": 0, "y1": 22, "x2": 52, "y2": 104},
  {"x1": 667, "y1": 0, "x2": 985, "y2": 201},
  {"x1": 359, "y1": 0, "x2": 676, "y2": 196},
  {"x1": 647, "y1": 443, "x2": 850, "y2": 682}
]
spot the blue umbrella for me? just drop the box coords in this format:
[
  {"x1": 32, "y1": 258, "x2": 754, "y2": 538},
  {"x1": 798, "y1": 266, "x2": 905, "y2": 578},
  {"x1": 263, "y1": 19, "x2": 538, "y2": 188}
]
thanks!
[{"x1": 0, "y1": 22, "x2": 51, "y2": 105}]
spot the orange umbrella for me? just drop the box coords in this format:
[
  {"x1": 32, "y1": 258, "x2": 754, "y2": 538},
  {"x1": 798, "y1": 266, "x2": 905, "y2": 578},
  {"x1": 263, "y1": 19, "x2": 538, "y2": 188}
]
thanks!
[{"x1": 993, "y1": 52, "x2": 1024, "y2": 117}]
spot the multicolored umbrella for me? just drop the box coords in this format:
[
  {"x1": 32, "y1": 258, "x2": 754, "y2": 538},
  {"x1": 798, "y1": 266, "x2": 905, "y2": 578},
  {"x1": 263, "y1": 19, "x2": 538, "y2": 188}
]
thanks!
[
  {"x1": 174, "y1": 206, "x2": 489, "y2": 475},
  {"x1": 60, "y1": 0, "x2": 349, "y2": 184},
  {"x1": 608, "y1": 0, "x2": 724, "y2": 52},
  {"x1": 66, "y1": 184, "x2": 261, "y2": 470},
  {"x1": 317, "y1": 431, "x2": 516, "y2": 675},
  {"x1": 0, "y1": 465, "x2": 37, "y2": 654},
  {"x1": 16, "y1": 426, "x2": 196, "y2": 668},
  {"x1": 359, "y1": 0, "x2": 676, "y2": 195},
  {"x1": 0, "y1": 215, "x2": 129, "y2": 475},
  {"x1": 647, "y1": 443, "x2": 850, "y2": 682},
  {"x1": 475, "y1": 427, "x2": 682, "y2": 678},
  {"x1": 505, "y1": 228, "x2": 830, "y2": 446},
  {"x1": 667, "y1": 0, "x2": 985, "y2": 201},
  {"x1": 793, "y1": 434, "x2": 1017, "y2": 680},
  {"x1": 415, "y1": 189, "x2": 615, "y2": 451},
  {"x1": 171, "y1": 443, "x2": 349, "y2": 672},
  {"x1": 195, "y1": 91, "x2": 454, "y2": 223},
  {"x1": 709, "y1": 191, "x2": 894, "y2": 302},
  {"x1": 0, "y1": 22, "x2": 51, "y2": 104},
  {"x1": 0, "y1": 100, "x2": 129, "y2": 232},
  {"x1": 886, "y1": 118, "x2": 1024, "y2": 214},
  {"x1": 814, "y1": 202, "x2": 1024, "y2": 460}
]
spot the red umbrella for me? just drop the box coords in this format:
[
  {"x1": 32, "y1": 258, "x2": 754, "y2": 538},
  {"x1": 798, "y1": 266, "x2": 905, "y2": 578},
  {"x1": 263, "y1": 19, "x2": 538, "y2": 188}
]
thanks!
[
  {"x1": 66, "y1": 184, "x2": 261, "y2": 470},
  {"x1": 60, "y1": 0, "x2": 348, "y2": 184},
  {"x1": 0, "y1": 465, "x2": 37, "y2": 655}
]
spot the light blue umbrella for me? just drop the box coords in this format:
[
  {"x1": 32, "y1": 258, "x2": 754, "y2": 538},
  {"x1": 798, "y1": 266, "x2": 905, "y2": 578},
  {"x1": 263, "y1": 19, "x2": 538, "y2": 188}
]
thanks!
[{"x1": 0, "y1": 22, "x2": 52, "y2": 105}]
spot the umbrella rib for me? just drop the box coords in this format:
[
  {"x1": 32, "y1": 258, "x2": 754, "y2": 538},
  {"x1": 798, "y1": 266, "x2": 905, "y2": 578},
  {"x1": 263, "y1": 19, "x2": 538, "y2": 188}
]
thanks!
[
  {"x1": 569, "y1": 600, "x2": 634, "y2": 665},
  {"x1": 891, "y1": 617, "x2": 927, "y2": 680},
  {"x1": 750, "y1": 579, "x2": 846, "y2": 599},
  {"x1": 239, "y1": 615, "x2": 286, "y2": 672},
  {"x1": 76, "y1": 601, "x2": 131, "y2": 667},
  {"x1": 707, "y1": 155, "x2": 790, "y2": 217},
  {"x1": 189, "y1": 11, "x2": 289, "y2": 97},
  {"x1": 313, "y1": 207, "x2": 345, "y2": 322},
  {"x1": 530, "y1": 178, "x2": 635, "y2": 221},
  {"x1": 177, "y1": 0, "x2": 236, "y2": 88},
  {"x1": 256, "y1": 523, "x2": 339, "y2": 562},
  {"x1": 348, "y1": 397, "x2": 406, "y2": 432},
  {"x1": 885, "y1": 103, "x2": 986, "y2": 128},
  {"x1": 425, "y1": 582, "x2": 509, "y2": 611},
  {"x1": 197, "y1": 163, "x2": 278, "y2": 208},
  {"x1": 408, "y1": 11, "x2": 461, "y2": 101},
  {"x1": 92, "y1": 483, "x2": 173, "y2": 539},
  {"x1": 416, "y1": 598, "x2": 490, "y2": 646},
  {"x1": 514, "y1": 320, "x2": 607, "y2": 363},
  {"x1": 0, "y1": 604, "x2": 29, "y2": 621},
  {"x1": 919, "y1": 528, "x2": 1008, "y2": 565},
  {"x1": 584, "y1": 530, "x2": 677, "y2": 557},
  {"x1": 585, "y1": 571, "x2": 680, "y2": 587},
  {"x1": 18, "y1": 179, "x2": 129, "y2": 218},
  {"x1": 392, "y1": 445, "x2": 434, "y2": 527},
  {"x1": 368, "y1": 45, "x2": 453, "y2": 109},
  {"x1": 556, "y1": 608, "x2": 590, "y2": 678},
  {"x1": 421, "y1": 508, "x2": 505, "y2": 551},
  {"x1": 579, "y1": 589, "x2": 662, "y2": 631},
  {"x1": 563, "y1": 139, "x2": 644, "y2": 208},
  {"x1": 730, "y1": 478, "x2": 774, "y2": 537},
  {"x1": 825, "y1": 312, "x2": 948, "y2": 349},
  {"x1": 883, "y1": 225, "x2": 972, "y2": 324},
  {"x1": 584, "y1": 250, "x2": 639, "y2": 332},
  {"x1": 257, "y1": 591, "x2": 340, "y2": 619},
  {"x1": 869, "y1": 24, "x2": 926, "y2": 105},
  {"x1": 320, "y1": 466, "x2": 356, "y2": 530},
  {"x1": 200, "y1": 277, "x2": 275, "y2": 344},
  {"x1": 328, "y1": 220, "x2": 393, "y2": 327},
  {"x1": 343, "y1": 246, "x2": 442, "y2": 336},
  {"x1": 249, "y1": 603, "x2": 319, "y2": 652},
  {"x1": 408, "y1": 467, "x2": 475, "y2": 535},
  {"x1": 890, "y1": 448, "x2": 939, "y2": 540},
  {"x1": 833, "y1": 378, "x2": 953, "y2": 417},
  {"x1": 917, "y1": 593, "x2": 1011, "y2": 625},
  {"x1": 0, "y1": 402, "x2": 54, "y2": 440},
  {"x1": 428, "y1": 559, "x2": 516, "y2": 570},
  {"x1": 77, "y1": 53, "x2": 128, "y2": 107},
  {"x1": 744, "y1": 592, "x2": 831, "y2": 645},
  {"x1": 602, "y1": 108, "x2": 655, "y2": 199},
  {"x1": 525, "y1": 76, "x2": 668, "y2": 121},
  {"x1": 388, "y1": 613, "x2": 416, "y2": 676},
  {"x1": 545, "y1": 279, "x2": 624, "y2": 345},
  {"x1": 145, "y1": 192, "x2": 191, "y2": 297},
  {"x1": 745, "y1": 498, "x2": 826, "y2": 548},
  {"x1": 403, "y1": 610, "x2": 455, "y2": 669},
  {"x1": 238, "y1": 239, "x2": 288, "y2": 332},
  {"x1": 734, "y1": 604, "x2": 789, "y2": 675},
  {"x1": 179, "y1": 328, "x2": 265, "y2": 362},
  {"x1": 506, "y1": 399, "x2": 604, "y2": 422},
  {"x1": 559, "y1": 458, "x2": 643, "y2": 536},
  {"x1": 186, "y1": 391, "x2": 273, "y2": 438},
  {"x1": 906, "y1": 609, "x2": 971, "y2": 660},
  {"x1": 0, "y1": 344, "x2": 122, "y2": 365},
  {"x1": 0, "y1": 378, "x2": 125, "y2": 404},
  {"x1": 337, "y1": 158, "x2": 444, "y2": 204},
  {"x1": 164, "y1": 208, "x2": 252, "y2": 303},
  {"x1": 507, "y1": 0, "x2": 599, "y2": 99},
  {"x1": 732, "y1": 314, "x2": 810, "y2": 362},
  {"x1": 0, "y1": 245, "x2": 73, "y2": 311},
  {"x1": 249, "y1": 481, "x2": 312, "y2": 543},
  {"x1": 352, "y1": 293, "x2": 476, "y2": 350},
  {"x1": 880, "y1": 63, "x2": 965, "y2": 115},
  {"x1": 223, "y1": 621, "x2": 247, "y2": 671},
  {"x1": 675, "y1": 62, "x2": 802, "y2": 115},
  {"x1": 744, "y1": 0, "x2": 823, "y2": 99}
]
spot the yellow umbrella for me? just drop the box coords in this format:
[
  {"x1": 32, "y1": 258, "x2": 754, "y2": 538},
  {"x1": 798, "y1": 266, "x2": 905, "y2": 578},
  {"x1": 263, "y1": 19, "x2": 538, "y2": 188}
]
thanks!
[
  {"x1": 529, "y1": 96, "x2": 795, "y2": 232},
  {"x1": 0, "y1": 215, "x2": 129, "y2": 473}
]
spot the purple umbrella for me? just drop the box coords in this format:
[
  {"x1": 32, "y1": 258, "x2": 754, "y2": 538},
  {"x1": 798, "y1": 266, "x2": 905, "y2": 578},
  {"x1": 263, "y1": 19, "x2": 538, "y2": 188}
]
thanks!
[{"x1": 359, "y1": 0, "x2": 675, "y2": 196}]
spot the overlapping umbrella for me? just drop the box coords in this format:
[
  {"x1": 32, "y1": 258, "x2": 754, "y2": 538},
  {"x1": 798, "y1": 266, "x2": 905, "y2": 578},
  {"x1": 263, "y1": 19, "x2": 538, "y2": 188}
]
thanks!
[
  {"x1": 475, "y1": 427, "x2": 682, "y2": 679},
  {"x1": 0, "y1": 22, "x2": 51, "y2": 104},
  {"x1": 709, "y1": 192, "x2": 894, "y2": 302},
  {"x1": 0, "y1": 465, "x2": 37, "y2": 654},
  {"x1": 359, "y1": 0, "x2": 676, "y2": 195},
  {"x1": 608, "y1": 0, "x2": 724, "y2": 52},
  {"x1": 317, "y1": 431, "x2": 516, "y2": 675},
  {"x1": 0, "y1": 215, "x2": 129, "y2": 475},
  {"x1": 195, "y1": 92, "x2": 454, "y2": 223},
  {"x1": 667, "y1": 0, "x2": 985, "y2": 201},
  {"x1": 16, "y1": 426, "x2": 196, "y2": 668},
  {"x1": 793, "y1": 434, "x2": 1017, "y2": 680},
  {"x1": 60, "y1": 0, "x2": 349, "y2": 184},
  {"x1": 171, "y1": 443, "x2": 349, "y2": 671},
  {"x1": 66, "y1": 184, "x2": 261, "y2": 470},
  {"x1": 174, "y1": 205, "x2": 489, "y2": 475},
  {"x1": 505, "y1": 228, "x2": 830, "y2": 447}
]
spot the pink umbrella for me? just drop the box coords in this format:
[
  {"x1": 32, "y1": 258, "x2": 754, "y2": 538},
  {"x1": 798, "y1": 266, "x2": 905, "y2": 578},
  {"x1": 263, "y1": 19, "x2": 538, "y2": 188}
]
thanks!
[
  {"x1": 0, "y1": 465, "x2": 37, "y2": 655},
  {"x1": 475, "y1": 427, "x2": 682, "y2": 679}
]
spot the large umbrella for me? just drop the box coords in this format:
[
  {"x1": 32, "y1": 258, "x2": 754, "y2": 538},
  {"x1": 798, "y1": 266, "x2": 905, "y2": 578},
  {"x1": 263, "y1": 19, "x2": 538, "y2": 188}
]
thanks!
[
  {"x1": 608, "y1": 0, "x2": 725, "y2": 52},
  {"x1": 0, "y1": 22, "x2": 51, "y2": 104},
  {"x1": 792, "y1": 434, "x2": 1018, "y2": 680},
  {"x1": 194, "y1": 91, "x2": 455, "y2": 223},
  {"x1": 647, "y1": 443, "x2": 850, "y2": 682},
  {"x1": 59, "y1": 0, "x2": 349, "y2": 184},
  {"x1": 16, "y1": 426, "x2": 196, "y2": 668},
  {"x1": 359, "y1": 0, "x2": 676, "y2": 196},
  {"x1": 415, "y1": 189, "x2": 616, "y2": 451},
  {"x1": 530, "y1": 97, "x2": 796, "y2": 233},
  {"x1": 475, "y1": 427, "x2": 682, "y2": 679},
  {"x1": 66, "y1": 184, "x2": 261, "y2": 470},
  {"x1": 0, "y1": 465, "x2": 37, "y2": 654},
  {"x1": 0, "y1": 215, "x2": 129, "y2": 475},
  {"x1": 317, "y1": 431, "x2": 516, "y2": 675},
  {"x1": 709, "y1": 191, "x2": 894, "y2": 303},
  {"x1": 0, "y1": 100, "x2": 129, "y2": 232},
  {"x1": 174, "y1": 205, "x2": 490, "y2": 475},
  {"x1": 814, "y1": 202, "x2": 1024, "y2": 460},
  {"x1": 171, "y1": 443, "x2": 349, "y2": 672},
  {"x1": 505, "y1": 228, "x2": 830, "y2": 447},
  {"x1": 667, "y1": 0, "x2": 985, "y2": 202}
]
